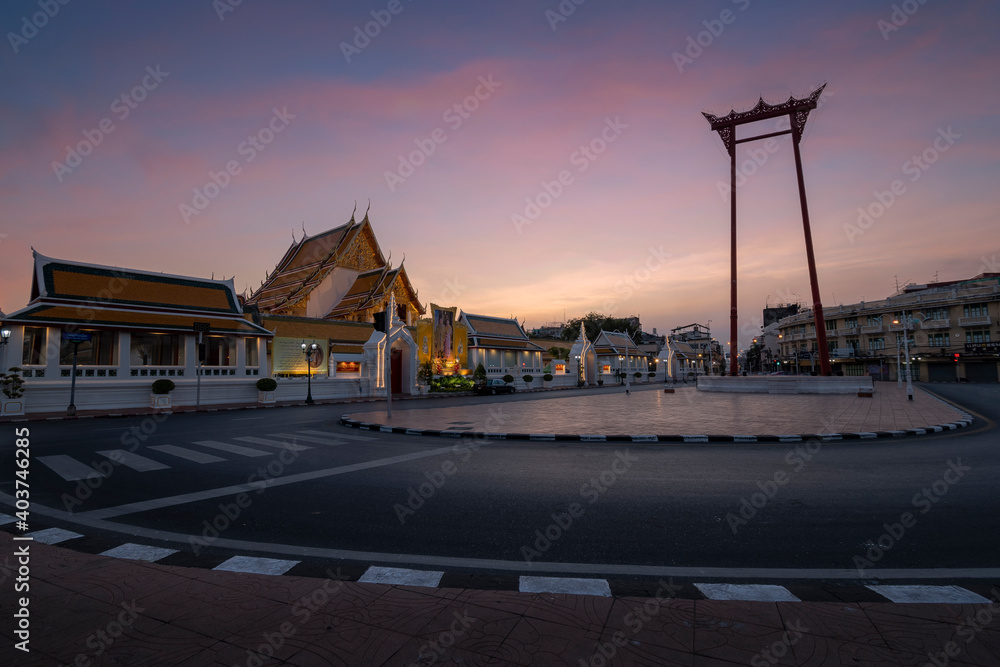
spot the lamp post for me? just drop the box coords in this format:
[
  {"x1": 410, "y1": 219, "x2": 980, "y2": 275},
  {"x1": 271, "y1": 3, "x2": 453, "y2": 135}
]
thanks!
[
  {"x1": 301, "y1": 342, "x2": 317, "y2": 404},
  {"x1": 706, "y1": 320, "x2": 712, "y2": 376},
  {"x1": 0, "y1": 327, "x2": 11, "y2": 372},
  {"x1": 892, "y1": 315, "x2": 913, "y2": 400}
]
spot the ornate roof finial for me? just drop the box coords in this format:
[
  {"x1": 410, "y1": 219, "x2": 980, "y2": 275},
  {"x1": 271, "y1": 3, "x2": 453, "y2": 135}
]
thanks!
[
  {"x1": 301, "y1": 221, "x2": 307, "y2": 238},
  {"x1": 350, "y1": 201, "x2": 357, "y2": 222},
  {"x1": 364, "y1": 198, "x2": 371, "y2": 220}
]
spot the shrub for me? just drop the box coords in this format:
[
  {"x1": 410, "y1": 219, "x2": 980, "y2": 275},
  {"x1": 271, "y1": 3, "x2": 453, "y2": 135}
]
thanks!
[
  {"x1": 430, "y1": 375, "x2": 474, "y2": 392},
  {"x1": 648, "y1": 372, "x2": 655, "y2": 378},
  {"x1": 473, "y1": 363, "x2": 487, "y2": 384},
  {"x1": 151, "y1": 379, "x2": 176, "y2": 394},
  {"x1": 543, "y1": 373, "x2": 553, "y2": 382},
  {"x1": 634, "y1": 372, "x2": 642, "y2": 379},
  {"x1": 0, "y1": 367, "x2": 25, "y2": 399},
  {"x1": 256, "y1": 377, "x2": 277, "y2": 392},
  {"x1": 502, "y1": 374, "x2": 514, "y2": 384},
  {"x1": 522, "y1": 374, "x2": 533, "y2": 384},
  {"x1": 418, "y1": 361, "x2": 434, "y2": 385}
]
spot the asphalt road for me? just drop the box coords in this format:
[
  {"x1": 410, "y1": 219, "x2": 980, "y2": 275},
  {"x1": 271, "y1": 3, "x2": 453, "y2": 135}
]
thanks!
[{"x1": 2, "y1": 383, "x2": 997, "y2": 579}]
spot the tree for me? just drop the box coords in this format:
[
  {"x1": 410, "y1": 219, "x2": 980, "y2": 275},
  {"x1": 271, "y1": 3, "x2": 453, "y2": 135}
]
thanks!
[
  {"x1": 561, "y1": 313, "x2": 641, "y2": 342},
  {"x1": 547, "y1": 346, "x2": 570, "y2": 360},
  {"x1": 473, "y1": 363, "x2": 487, "y2": 384}
]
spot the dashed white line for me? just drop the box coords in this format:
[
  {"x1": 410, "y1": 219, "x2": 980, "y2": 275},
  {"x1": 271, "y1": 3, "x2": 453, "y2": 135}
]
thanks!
[
  {"x1": 695, "y1": 583, "x2": 800, "y2": 602},
  {"x1": 213, "y1": 556, "x2": 299, "y2": 576},
  {"x1": 520, "y1": 576, "x2": 612, "y2": 597}
]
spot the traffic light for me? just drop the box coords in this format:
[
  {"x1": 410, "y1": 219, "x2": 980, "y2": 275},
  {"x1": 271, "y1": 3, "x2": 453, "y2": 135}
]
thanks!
[
  {"x1": 373, "y1": 311, "x2": 387, "y2": 332},
  {"x1": 953, "y1": 353, "x2": 960, "y2": 362}
]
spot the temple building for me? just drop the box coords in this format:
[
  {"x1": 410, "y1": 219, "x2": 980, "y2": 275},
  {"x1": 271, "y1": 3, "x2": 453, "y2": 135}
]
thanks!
[
  {"x1": 244, "y1": 212, "x2": 425, "y2": 383},
  {"x1": 459, "y1": 312, "x2": 544, "y2": 380},
  {"x1": 0, "y1": 250, "x2": 273, "y2": 414}
]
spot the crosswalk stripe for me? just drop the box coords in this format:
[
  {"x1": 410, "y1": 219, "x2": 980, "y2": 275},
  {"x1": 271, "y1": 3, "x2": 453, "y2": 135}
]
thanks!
[
  {"x1": 359, "y1": 566, "x2": 443, "y2": 588},
  {"x1": 520, "y1": 576, "x2": 612, "y2": 597},
  {"x1": 26, "y1": 527, "x2": 83, "y2": 544},
  {"x1": 300, "y1": 429, "x2": 373, "y2": 442},
  {"x1": 695, "y1": 583, "x2": 800, "y2": 602},
  {"x1": 0, "y1": 513, "x2": 15, "y2": 525},
  {"x1": 148, "y1": 445, "x2": 226, "y2": 464},
  {"x1": 231, "y1": 436, "x2": 311, "y2": 452},
  {"x1": 100, "y1": 543, "x2": 177, "y2": 562},
  {"x1": 96, "y1": 450, "x2": 170, "y2": 472},
  {"x1": 213, "y1": 556, "x2": 299, "y2": 576},
  {"x1": 37, "y1": 455, "x2": 103, "y2": 481},
  {"x1": 191, "y1": 440, "x2": 272, "y2": 457},
  {"x1": 269, "y1": 433, "x2": 347, "y2": 446},
  {"x1": 866, "y1": 585, "x2": 991, "y2": 604}
]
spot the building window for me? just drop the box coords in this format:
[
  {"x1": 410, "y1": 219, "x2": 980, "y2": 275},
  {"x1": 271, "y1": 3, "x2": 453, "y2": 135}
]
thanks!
[
  {"x1": 245, "y1": 338, "x2": 259, "y2": 367},
  {"x1": 131, "y1": 334, "x2": 182, "y2": 366},
  {"x1": 22, "y1": 327, "x2": 46, "y2": 365},
  {"x1": 205, "y1": 336, "x2": 236, "y2": 366},
  {"x1": 869, "y1": 337, "x2": 885, "y2": 351},
  {"x1": 336, "y1": 361, "x2": 360, "y2": 373},
  {"x1": 845, "y1": 317, "x2": 858, "y2": 329},
  {"x1": 60, "y1": 330, "x2": 117, "y2": 365},
  {"x1": 925, "y1": 307, "x2": 949, "y2": 320},
  {"x1": 928, "y1": 333, "x2": 948, "y2": 347},
  {"x1": 968, "y1": 329, "x2": 991, "y2": 344},
  {"x1": 826, "y1": 319, "x2": 837, "y2": 331},
  {"x1": 963, "y1": 303, "x2": 988, "y2": 318},
  {"x1": 866, "y1": 315, "x2": 881, "y2": 326},
  {"x1": 827, "y1": 340, "x2": 837, "y2": 353},
  {"x1": 845, "y1": 338, "x2": 860, "y2": 353}
]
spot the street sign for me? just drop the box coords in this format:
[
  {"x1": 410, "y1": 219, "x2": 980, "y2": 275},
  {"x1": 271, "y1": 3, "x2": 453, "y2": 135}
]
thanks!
[
  {"x1": 192, "y1": 322, "x2": 211, "y2": 333},
  {"x1": 61, "y1": 332, "x2": 92, "y2": 342}
]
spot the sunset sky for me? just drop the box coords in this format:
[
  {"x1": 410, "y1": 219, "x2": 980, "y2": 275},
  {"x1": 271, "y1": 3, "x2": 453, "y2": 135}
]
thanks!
[{"x1": 2, "y1": 0, "x2": 998, "y2": 349}]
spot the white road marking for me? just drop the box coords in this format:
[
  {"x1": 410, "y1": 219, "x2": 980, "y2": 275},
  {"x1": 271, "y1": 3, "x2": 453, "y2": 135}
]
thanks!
[
  {"x1": 359, "y1": 566, "x2": 443, "y2": 588},
  {"x1": 213, "y1": 556, "x2": 299, "y2": 576},
  {"x1": 301, "y1": 429, "x2": 373, "y2": 442},
  {"x1": 231, "y1": 436, "x2": 311, "y2": 452},
  {"x1": 147, "y1": 445, "x2": 226, "y2": 464},
  {"x1": 27, "y1": 527, "x2": 83, "y2": 544},
  {"x1": 269, "y1": 433, "x2": 347, "y2": 446},
  {"x1": 866, "y1": 585, "x2": 991, "y2": 604},
  {"x1": 96, "y1": 450, "x2": 170, "y2": 472},
  {"x1": 695, "y1": 583, "x2": 800, "y2": 602},
  {"x1": 100, "y1": 543, "x2": 177, "y2": 562},
  {"x1": 191, "y1": 440, "x2": 272, "y2": 457},
  {"x1": 520, "y1": 576, "x2": 612, "y2": 597},
  {"x1": 0, "y1": 513, "x2": 15, "y2": 525},
  {"x1": 37, "y1": 455, "x2": 103, "y2": 481}
]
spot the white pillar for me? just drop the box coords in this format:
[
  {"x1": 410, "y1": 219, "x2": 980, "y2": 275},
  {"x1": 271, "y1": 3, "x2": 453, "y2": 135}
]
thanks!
[{"x1": 118, "y1": 331, "x2": 131, "y2": 379}]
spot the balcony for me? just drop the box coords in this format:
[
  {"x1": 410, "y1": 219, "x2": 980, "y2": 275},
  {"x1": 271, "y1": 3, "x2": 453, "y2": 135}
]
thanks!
[
  {"x1": 888, "y1": 323, "x2": 905, "y2": 332},
  {"x1": 921, "y1": 318, "x2": 951, "y2": 330},
  {"x1": 958, "y1": 316, "x2": 991, "y2": 327},
  {"x1": 860, "y1": 324, "x2": 884, "y2": 334}
]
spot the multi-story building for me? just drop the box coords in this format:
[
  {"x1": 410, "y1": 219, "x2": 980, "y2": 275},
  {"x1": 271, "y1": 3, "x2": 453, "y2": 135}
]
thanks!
[{"x1": 776, "y1": 273, "x2": 1000, "y2": 382}]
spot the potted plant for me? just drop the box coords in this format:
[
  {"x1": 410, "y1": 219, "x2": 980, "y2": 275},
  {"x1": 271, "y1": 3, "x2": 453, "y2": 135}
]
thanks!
[
  {"x1": 502, "y1": 374, "x2": 514, "y2": 386},
  {"x1": 521, "y1": 374, "x2": 533, "y2": 389},
  {"x1": 151, "y1": 378, "x2": 175, "y2": 409},
  {"x1": 648, "y1": 372, "x2": 656, "y2": 382},
  {"x1": 634, "y1": 371, "x2": 642, "y2": 383},
  {"x1": 1, "y1": 367, "x2": 26, "y2": 417},
  {"x1": 418, "y1": 361, "x2": 435, "y2": 394},
  {"x1": 542, "y1": 373, "x2": 553, "y2": 388},
  {"x1": 256, "y1": 377, "x2": 277, "y2": 403}
]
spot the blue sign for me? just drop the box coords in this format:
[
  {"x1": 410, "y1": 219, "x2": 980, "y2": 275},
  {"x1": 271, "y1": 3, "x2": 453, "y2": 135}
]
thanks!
[{"x1": 61, "y1": 332, "x2": 92, "y2": 342}]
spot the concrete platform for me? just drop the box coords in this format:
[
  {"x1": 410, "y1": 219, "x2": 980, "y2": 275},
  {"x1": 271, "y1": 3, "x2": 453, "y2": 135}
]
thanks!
[
  {"x1": 697, "y1": 375, "x2": 875, "y2": 394},
  {"x1": 344, "y1": 383, "x2": 972, "y2": 442}
]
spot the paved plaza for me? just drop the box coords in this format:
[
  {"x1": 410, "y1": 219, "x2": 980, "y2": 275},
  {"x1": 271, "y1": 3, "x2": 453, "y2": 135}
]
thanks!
[
  {"x1": 6, "y1": 533, "x2": 1000, "y2": 666},
  {"x1": 347, "y1": 383, "x2": 968, "y2": 437}
]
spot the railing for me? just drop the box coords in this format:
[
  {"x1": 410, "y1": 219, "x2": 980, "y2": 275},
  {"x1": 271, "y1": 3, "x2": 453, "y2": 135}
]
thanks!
[
  {"x1": 921, "y1": 319, "x2": 951, "y2": 330},
  {"x1": 62, "y1": 366, "x2": 121, "y2": 378},
  {"x1": 860, "y1": 325, "x2": 883, "y2": 334},
  {"x1": 958, "y1": 316, "x2": 991, "y2": 327},
  {"x1": 130, "y1": 366, "x2": 186, "y2": 377}
]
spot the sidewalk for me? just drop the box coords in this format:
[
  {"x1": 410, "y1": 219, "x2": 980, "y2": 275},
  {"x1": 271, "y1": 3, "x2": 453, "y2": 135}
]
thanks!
[{"x1": 4, "y1": 534, "x2": 999, "y2": 666}]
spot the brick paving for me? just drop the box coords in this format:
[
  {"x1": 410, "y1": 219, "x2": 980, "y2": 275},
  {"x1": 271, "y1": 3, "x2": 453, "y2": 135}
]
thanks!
[
  {"x1": 347, "y1": 383, "x2": 967, "y2": 436},
  {"x1": 4, "y1": 534, "x2": 999, "y2": 666}
]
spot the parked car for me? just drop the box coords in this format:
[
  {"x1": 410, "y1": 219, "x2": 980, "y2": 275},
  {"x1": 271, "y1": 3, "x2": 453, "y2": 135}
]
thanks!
[{"x1": 474, "y1": 378, "x2": 516, "y2": 395}]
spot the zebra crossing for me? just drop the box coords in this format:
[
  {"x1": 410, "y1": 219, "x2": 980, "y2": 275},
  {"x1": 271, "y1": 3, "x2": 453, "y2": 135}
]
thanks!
[{"x1": 35, "y1": 430, "x2": 350, "y2": 481}]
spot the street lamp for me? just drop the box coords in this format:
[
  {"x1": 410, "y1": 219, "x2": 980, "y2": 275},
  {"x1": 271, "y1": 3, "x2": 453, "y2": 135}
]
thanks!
[
  {"x1": 301, "y1": 342, "x2": 318, "y2": 404},
  {"x1": 0, "y1": 327, "x2": 11, "y2": 371},
  {"x1": 892, "y1": 315, "x2": 914, "y2": 400}
]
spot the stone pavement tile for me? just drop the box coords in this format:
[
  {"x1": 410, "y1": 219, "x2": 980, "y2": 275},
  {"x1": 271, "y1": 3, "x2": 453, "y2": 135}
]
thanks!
[
  {"x1": 410, "y1": 594, "x2": 521, "y2": 642},
  {"x1": 441, "y1": 587, "x2": 538, "y2": 618},
  {"x1": 276, "y1": 618, "x2": 414, "y2": 667},
  {"x1": 494, "y1": 615, "x2": 604, "y2": 666},
  {"x1": 789, "y1": 632, "x2": 928, "y2": 666},
  {"x1": 775, "y1": 602, "x2": 889, "y2": 648},
  {"x1": 694, "y1": 600, "x2": 786, "y2": 631},
  {"x1": 135, "y1": 576, "x2": 290, "y2": 632},
  {"x1": 588, "y1": 630, "x2": 695, "y2": 666},
  {"x1": 516, "y1": 590, "x2": 615, "y2": 631},
  {"x1": 332, "y1": 585, "x2": 458, "y2": 638},
  {"x1": 37, "y1": 557, "x2": 181, "y2": 606},
  {"x1": 381, "y1": 609, "x2": 522, "y2": 667},
  {"x1": 862, "y1": 606, "x2": 976, "y2": 658},
  {"x1": 859, "y1": 601, "x2": 969, "y2": 626},
  {"x1": 602, "y1": 597, "x2": 695, "y2": 654},
  {"x1": 692, "y1": 617, "x2": 801, "y2": 666}
]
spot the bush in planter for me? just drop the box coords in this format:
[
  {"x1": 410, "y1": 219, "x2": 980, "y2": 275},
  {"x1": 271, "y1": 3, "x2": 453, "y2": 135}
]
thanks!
[
  {"x1": 634, "y1": 372, "x2": 642, "y2": 379},
  {"x1": 502, "y1": 374, "x2": 514, "y2": 384},
  {"x1": 1, "y1": 367, "x2": 25, "y2": 399},
  {"x1": 151, "y1": 379, "x2": 175, "y2": 394},
  {"x1": 521, "y1": 374, "x2": 533, "y2": 385},
  {"x1": 430, "y1": 375, "x2": 474, "y2": 392},
  {"x1": 648, "y1": 372, "x2": 655, "y2": 378},
  {"x1": 418, "y1": 361, "x2": 434, "y2": 385},
  {"x1": 473, "y1": 363, "x2": 487, "y2": 385},
  {"x1": 256, "y1": 377, "x2": 277, "y2": 392},
  {"x1": 543, "y1": 373, "x2": 553, "y2": 382}
]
